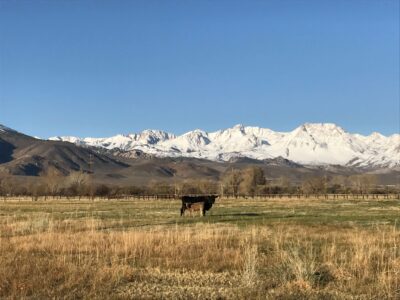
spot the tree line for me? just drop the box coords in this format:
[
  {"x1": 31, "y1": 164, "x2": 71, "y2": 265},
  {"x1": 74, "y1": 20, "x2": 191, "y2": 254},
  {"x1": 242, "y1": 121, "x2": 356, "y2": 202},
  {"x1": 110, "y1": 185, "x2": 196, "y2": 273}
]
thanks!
[{"x1": 0, "y1": 166, "x2": 397, "y2": 199}]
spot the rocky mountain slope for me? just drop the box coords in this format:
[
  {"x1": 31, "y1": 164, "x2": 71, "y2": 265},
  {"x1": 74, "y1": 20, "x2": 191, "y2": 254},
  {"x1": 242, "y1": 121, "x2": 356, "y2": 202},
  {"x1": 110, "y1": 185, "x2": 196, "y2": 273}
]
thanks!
[{"x1": 0, "y1": 125, "x2": 128, "y2": 176}]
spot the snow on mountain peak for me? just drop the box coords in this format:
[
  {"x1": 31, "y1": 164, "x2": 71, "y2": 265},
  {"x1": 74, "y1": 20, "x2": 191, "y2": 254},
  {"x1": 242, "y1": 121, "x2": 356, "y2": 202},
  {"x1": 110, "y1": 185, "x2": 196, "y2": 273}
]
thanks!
[
  {"x1": 367, "y1": 132, "x2": 388, "y2": 143},
  {"x1": 161, "y1": 129, "x2": 211, "y2": 152},
  {"x1": 233, "y1": 124, "x2": 245, "y2": 131},
  {"x1": 0, "y1": 124, "x2": 17, "y2": 133},
  {"x1": 47, "y1": 123, "x2": 400, "y2": 168},
  {"x1": 48, "y1": 129, "x2": 175, "y2": 151},
  {"x1": 301, "y1": 122, "x2": 346, "y2": 135},
  {"x1": 370, "y1": 131, "x2": 384, "y2": 137},
  {"x1": 137, "y1": 129, "x2": 175, "y2": 144}
]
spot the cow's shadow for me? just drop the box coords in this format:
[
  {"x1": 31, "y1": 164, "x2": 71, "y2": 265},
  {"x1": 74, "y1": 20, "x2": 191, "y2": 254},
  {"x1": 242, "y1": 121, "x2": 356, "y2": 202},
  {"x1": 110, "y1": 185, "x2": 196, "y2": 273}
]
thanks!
[{"x1": 211, "y1": 212, "x2": 261, "y2": 217}]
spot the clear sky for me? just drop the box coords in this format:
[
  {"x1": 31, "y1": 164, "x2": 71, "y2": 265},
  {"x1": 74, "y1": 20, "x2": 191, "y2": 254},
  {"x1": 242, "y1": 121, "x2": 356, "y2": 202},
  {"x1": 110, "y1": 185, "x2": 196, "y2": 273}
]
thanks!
[{"x1": 0, "y1": 0, "x2": 399, "y2": 137}]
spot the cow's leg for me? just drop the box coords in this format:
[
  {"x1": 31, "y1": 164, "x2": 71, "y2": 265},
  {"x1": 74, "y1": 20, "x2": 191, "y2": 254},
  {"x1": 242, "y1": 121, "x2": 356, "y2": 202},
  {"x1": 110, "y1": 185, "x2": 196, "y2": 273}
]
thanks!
[{"x1": 180, "y1": 204, "x2": 186, "y2": 216}]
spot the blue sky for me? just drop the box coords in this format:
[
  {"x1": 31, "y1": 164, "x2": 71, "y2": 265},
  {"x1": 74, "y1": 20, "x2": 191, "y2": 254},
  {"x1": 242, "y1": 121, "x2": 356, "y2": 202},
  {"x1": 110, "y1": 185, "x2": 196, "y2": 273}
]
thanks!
[{"x1": 0, "y1": 0, "x2": 399, "y2": 137}]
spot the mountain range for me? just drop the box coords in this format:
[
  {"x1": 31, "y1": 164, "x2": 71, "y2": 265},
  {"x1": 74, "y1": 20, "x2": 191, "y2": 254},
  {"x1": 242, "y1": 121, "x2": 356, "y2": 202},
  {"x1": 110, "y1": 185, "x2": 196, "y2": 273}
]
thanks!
[
  {"x1": 49, "y1": 123, "x2": 399, "y2": 169},
  {"x1": 1, "y1": 123, "x2": 399, "y2": 186}
]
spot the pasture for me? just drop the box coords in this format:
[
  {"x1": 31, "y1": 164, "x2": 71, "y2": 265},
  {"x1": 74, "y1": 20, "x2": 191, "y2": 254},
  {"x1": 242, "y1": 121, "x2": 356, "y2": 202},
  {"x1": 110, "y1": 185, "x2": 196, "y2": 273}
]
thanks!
[{"x1": 0, "y1": 197, "x2": 399, "y2": 299}]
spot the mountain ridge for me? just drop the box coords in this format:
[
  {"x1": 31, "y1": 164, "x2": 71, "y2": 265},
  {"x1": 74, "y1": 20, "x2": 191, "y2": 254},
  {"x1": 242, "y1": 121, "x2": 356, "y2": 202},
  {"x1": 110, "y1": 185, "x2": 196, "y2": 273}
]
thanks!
[{"x1": 48, "y1": 123, "x2": 399, "y2": 169}]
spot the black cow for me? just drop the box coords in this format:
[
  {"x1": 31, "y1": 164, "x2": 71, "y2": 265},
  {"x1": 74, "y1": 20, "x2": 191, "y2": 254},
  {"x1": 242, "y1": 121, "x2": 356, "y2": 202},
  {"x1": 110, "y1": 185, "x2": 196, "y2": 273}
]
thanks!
[{"x1": 180, "y1": 195, "x2": 218, "y2": 216}]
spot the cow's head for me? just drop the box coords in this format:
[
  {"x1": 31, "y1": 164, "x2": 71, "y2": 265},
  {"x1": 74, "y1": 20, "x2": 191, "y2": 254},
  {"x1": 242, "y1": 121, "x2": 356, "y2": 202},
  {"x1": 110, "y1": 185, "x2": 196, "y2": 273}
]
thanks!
[{"x1": 207, "y1": 195, "x2": 218, "y2": 204}]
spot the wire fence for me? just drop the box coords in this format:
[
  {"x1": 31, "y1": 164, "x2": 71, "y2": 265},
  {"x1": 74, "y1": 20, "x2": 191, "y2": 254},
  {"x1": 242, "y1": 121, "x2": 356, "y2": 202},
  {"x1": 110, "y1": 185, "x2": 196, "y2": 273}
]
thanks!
[{"x1": 2, "y1": 193, "x2": 399, "y2": 202}]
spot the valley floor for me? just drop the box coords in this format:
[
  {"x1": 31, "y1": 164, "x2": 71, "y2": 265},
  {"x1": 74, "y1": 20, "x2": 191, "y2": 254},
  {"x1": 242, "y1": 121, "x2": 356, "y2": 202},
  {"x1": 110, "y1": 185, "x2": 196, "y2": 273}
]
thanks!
[{"x1": 0, "y1": 197, "x2": 399, "y2": 299}]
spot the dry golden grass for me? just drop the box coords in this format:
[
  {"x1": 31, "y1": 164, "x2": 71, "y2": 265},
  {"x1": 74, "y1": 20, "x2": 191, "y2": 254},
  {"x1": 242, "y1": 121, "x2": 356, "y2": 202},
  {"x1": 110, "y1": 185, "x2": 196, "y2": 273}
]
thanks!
[{"x1": 0, "y1": 198, "x2": 399, "y2": 299}]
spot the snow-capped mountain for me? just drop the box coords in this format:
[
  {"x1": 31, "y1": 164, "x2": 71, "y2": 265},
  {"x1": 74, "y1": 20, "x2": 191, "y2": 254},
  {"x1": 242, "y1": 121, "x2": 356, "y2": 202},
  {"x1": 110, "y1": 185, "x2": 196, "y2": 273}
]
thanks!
[
  {"x1": 0, "y1": 124, "x2": 17, "y2": 133},
  {"x1": 49, "y1": 123, "x2": 400, "y2": 169},
  {"x1": 50, "y1": 130, "x2": 176, "y2": 151}
]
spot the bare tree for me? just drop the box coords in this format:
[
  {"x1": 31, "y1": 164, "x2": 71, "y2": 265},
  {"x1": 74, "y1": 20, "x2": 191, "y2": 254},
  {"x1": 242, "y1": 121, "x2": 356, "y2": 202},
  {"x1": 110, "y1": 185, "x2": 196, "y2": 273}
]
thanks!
[
  {"x1": 328, "y1": 175, "x2": 349, "y2": 193},
  {"x1": 349, "y1": 174, "x2": 377, "y2": 194},
  {"x1": 148, "y1": 181, "x2": 175, "y2": 195},
  {"x1": 66, "y1": 171, "x2": 90, "y2": 198},
  {"x1": 301, "y1": 177, "x2": 327, "y2": 194},
  {"x1": 222, "y1": 169, "x2": 243, "y2": 198},
  {"x1": 41, "y1": 167, "x2": 63, "y2": 198},
  {"x1": 277, "y1": 176, "x2": 291, "y2": 193},
  {"x1": 197, "y1": 180, "x2": 218, "y2": 195},
  {"x1": 0, "y1": 174, "x2": 16, "y2": 200},
  {"x1": 178, "y1": 180, "x2": 201, "y2": 195},
  {"x1": 239, "y1": 167, "x2": 266, "y2": 197}
]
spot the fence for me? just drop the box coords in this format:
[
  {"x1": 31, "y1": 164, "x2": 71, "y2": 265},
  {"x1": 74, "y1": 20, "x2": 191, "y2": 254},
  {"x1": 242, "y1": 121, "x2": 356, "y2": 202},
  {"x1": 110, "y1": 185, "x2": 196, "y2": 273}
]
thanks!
[
  {"x1": 109, "y1": 193, "x2": 399, "y2": 200},
  {"x1": 236, "y1": 193, "x2": 400, "y2": 200},
  {"x1": 3, "y1": 193, "x2": 399, "y2": 202}
]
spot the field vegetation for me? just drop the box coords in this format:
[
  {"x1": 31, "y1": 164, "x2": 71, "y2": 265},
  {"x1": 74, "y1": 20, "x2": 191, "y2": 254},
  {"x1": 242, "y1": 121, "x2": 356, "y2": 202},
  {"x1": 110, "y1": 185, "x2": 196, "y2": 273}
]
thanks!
[{"x1": 0, "y1": 197, "x2": 399, "y2": 299}]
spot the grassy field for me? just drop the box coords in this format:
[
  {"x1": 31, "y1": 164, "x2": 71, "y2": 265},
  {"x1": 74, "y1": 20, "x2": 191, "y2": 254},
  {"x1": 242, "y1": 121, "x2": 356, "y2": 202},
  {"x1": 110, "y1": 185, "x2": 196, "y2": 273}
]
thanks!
[{"x1": 0, "y1": 197, "x2": 399, "y2": 299}]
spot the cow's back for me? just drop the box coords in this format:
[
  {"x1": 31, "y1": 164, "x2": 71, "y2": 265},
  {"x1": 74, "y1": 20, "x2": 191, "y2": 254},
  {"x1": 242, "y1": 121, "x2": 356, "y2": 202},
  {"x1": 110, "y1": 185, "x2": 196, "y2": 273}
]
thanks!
[{"x1": 181, "y1": 196, "x2": 208, "y2": 204}]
